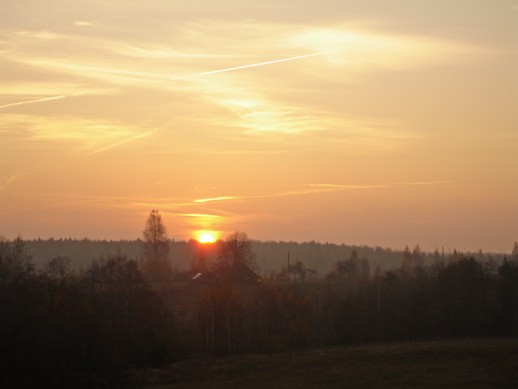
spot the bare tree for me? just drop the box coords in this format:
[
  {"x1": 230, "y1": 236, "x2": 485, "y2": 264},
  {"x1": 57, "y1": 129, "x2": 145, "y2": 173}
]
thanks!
[
  {"x1": 217, "y1": 231, "x2": 258, "y2": 271},
  {"x1": 512, "y1": 241, "x2": 518, "y2": 260},
  {"x1": 142, "y1": 210, "x2": 170, "y2": 281},
  {"x1": 45, "y1": 256, "x2": 72, "y2": 284}
]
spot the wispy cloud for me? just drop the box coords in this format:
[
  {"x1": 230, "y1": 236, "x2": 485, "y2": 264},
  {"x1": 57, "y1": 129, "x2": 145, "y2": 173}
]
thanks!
[
  {"x1": 192, "y1": 180, "x2": 453, "y2": 205},
  {"x1": 194, "y1": 196, "x2": 239, "y2": 203},
  {"x1": 307, "y1": 183, "x2": 389, "y2": 189},
  {"x1": 192, "y1": 186, "x2": 371, "y2": 205},
  {"x1": 2, "y1": 21, "x2": 486, "y2": 91},
  {"x1": 290, "y1": 27, "x2": 486, "y2": 72},
  {"x1": 0, "y1": 114, "x2": 151, "y2": 150},
  {"x1": 73, "y1": 20, "x2": 95, "y2": 27},
  {"x1": 0, "y1": 21, "x2": 488, "y2": 149},
  {"x1": 174, "y1": 213, "x2": 222, "y2": 219},
  {"x1": 0, "y1": 114, "x2": 155, "y2": 193},
  {"x1": 309, "y1": 181, "x2": 452, "y2": 189},
  {"x1": 396, "y1": 181, "x2": 452, "y2": 186}
]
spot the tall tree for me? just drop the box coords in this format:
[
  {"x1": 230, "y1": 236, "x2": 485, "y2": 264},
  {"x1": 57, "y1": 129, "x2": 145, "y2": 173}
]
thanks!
[
  {"x1": 401, "y1": 245, "x2": 413, "y2": 271},
  {"x1": 217, "y1": 231, "x2": 258, "y2": 271},
  {"x1": 512, "y1": 242, "x2": 518, "y2": 260},
  {"x1": 142, "y1": 210, "x2": 170, "y2": 281}
]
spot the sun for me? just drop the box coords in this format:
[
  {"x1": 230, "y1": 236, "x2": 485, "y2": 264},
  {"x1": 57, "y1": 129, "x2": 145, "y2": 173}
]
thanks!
[{"x1": 196, "y1": 231, "x2": 217, "y2": 244}]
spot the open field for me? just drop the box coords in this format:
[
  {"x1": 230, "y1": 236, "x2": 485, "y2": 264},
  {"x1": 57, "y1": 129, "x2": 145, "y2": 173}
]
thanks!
[{"x1": 132, "y1": 338, "x2": 518, "y2": 388}]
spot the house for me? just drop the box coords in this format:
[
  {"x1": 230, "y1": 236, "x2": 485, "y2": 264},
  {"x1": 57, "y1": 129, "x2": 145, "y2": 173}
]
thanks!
[{"x1": 190, "y1": 262, "x2": 261, "y2": 287}]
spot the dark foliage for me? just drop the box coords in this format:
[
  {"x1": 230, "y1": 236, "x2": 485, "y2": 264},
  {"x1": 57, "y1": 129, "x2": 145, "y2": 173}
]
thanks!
[
  {"x1": 1, "y1": 237, "x2": 517, "y2": 386},
  {"x1": 0, "y1": 239, "x2": 175, "y2": 387},
  {"x1": 332, "y1": 256, "x2": 515, "y2": 345}
]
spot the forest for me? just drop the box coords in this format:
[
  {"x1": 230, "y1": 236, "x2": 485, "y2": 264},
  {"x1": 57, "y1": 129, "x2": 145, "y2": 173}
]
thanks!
[
  {"x1": 22, "y1": 235, "x2": 507, "y2": 276},
  {"x1": 1, "y1": 213, "x2": 517, "y2": 386}
]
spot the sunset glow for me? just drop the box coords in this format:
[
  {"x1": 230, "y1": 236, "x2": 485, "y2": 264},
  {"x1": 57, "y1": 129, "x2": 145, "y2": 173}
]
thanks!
[
  {"x1": 0, "y1": 1, "x2": 516, "y2": 252},
  {"x1": 196, "y1": 232, "x2": 217, "y2": 244}
]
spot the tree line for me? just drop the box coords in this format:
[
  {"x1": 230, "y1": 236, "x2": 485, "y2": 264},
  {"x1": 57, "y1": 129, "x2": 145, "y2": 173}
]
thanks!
[
  {"x1": 0, "y1": 237, "x2": 175, "y2": 386},
  {"x1": 174, "y1": 247, "x2": 518, "y2": 355},
  {"x1": 21, "y1": 238, "x2": 509, "y2": 276}
]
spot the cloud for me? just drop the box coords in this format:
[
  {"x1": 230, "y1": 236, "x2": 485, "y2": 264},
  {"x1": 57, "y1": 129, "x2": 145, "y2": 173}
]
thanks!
[
  {"x1": 192, "y1": 185, "x2": 373, "y2": 205},
  {"x1": 0, "y1": 21, "x2": 488, "y2": 148},
  {"x1": 307, "y1": 183, "x2": 389, "y2": 189},
  {"x1": 192, "y1": 181, "x2": 453, "y2": 206},
  {"x1": 3, "y1": 20, "x2": 486, "y2": 91},
  {"x1": 0, "y1": 19, "x2": 477, "y2": 167},
  {"x1": 73, "y1": 20, "x2": 95, "y2": 27},
  {"x1": 194, "y1": 196, "x2": 239, "y2": 203},
  {"x1": 174, "y1": 213, "x2": 222, "y2": 219},
  {"x1": 0, "y1": 114, "x2": 151, "y2": 149},
  {"x1": 0, "y1": 114, "x2": 155, "y2": 189},
  {"x1": 289, "y1": 27, "x2": 482, "y2": 71},
  {"x1": 396, "y1": 181, "x2": 452, "y2": 186},
  {"x1": 309, "y1": 181, "x2": 452, "y2": 188}
]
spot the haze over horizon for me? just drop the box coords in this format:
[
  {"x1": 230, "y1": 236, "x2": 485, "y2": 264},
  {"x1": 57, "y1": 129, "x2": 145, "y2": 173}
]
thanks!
[{"x1": 1, "y1": 1, "x2": 517, "y2": 253}]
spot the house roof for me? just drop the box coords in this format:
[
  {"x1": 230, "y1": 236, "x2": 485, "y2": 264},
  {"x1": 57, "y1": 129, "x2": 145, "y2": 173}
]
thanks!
[
  {"x1": 191, "y1": 262, "x2": 261, "y2": 285},
  {"x1": 214, "y1": 262, "x2": 261, "y2": 284}
]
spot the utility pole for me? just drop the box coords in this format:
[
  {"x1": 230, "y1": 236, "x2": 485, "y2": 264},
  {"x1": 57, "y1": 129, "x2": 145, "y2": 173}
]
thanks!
[{"x1": 287, "y1": 251, "x2": 290, "y2": 282}]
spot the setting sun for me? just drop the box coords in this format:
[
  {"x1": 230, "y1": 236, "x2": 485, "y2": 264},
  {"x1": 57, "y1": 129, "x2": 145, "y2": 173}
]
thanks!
[{"x1": 196, "y1": 231, "x2": 217, "y2": 244}]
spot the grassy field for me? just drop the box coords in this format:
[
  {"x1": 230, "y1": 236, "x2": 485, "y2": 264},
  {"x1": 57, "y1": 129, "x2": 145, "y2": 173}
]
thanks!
[{"x1": 132, "y1": 338, "x2": 518, "y2": 388}]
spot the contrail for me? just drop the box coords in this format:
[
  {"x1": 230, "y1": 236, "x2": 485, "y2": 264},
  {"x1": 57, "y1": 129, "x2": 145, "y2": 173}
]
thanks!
[
  {"x1": 0, "y1": 92, "x2": 84, "y2": 109},
  {"x1": 170, "y1": 52, "x2": 322, "y2": 80},
  {"x1": 0, "y1": 174, "x2": 24, "y2": 192},
  {"x1": 84, "y1": 129, "x2": 156, "y2": 157}
]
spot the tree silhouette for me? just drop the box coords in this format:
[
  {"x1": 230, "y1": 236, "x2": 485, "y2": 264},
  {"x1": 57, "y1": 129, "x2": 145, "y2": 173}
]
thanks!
[
  {"x1": 497, "y1": 259, "x2": 518, "y2": 335},
  {"x1": 216, "y1": 231, "x2": 258, "y2": 271},
  {"x1": 512, "y1": 242, "x2": 518, "y2": 260},
  {"x1": 142, "y1": 210, "x2": 170, "y2": 281}
]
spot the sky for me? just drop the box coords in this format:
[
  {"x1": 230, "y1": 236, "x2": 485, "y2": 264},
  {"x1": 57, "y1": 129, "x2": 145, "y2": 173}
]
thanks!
[{"x1": 1, "y1": 0, "x2": 517, "y2": 253}]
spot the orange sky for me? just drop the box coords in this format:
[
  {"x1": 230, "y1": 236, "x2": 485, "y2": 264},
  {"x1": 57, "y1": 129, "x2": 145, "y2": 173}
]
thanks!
[{"x1": 1, "y1": 1, "x2": 517, "y2": 252}]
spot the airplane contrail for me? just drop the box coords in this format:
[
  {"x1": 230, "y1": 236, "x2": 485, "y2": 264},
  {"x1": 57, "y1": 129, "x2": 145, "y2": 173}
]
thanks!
[
  {"x1": 0, "y1": 174, "x2": 24, "y2": 192},
  {"x1": 170, "y1": 52, "x2": 323, "y2": 80},
  {"x1": 0, "y1": 92, "x2": 84, "y2": 109},
  {"x1": 0, "y1": 95, "x2": 67, "y2": 109},
  {"x1": 84, "y1": 129, "x2": 156, "y2": 157}
]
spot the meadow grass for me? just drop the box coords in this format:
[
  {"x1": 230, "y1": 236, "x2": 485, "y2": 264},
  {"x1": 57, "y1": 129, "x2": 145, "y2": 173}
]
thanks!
[{"x1": 134, "y1": 338, "x2": 518, "y2": 388}]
